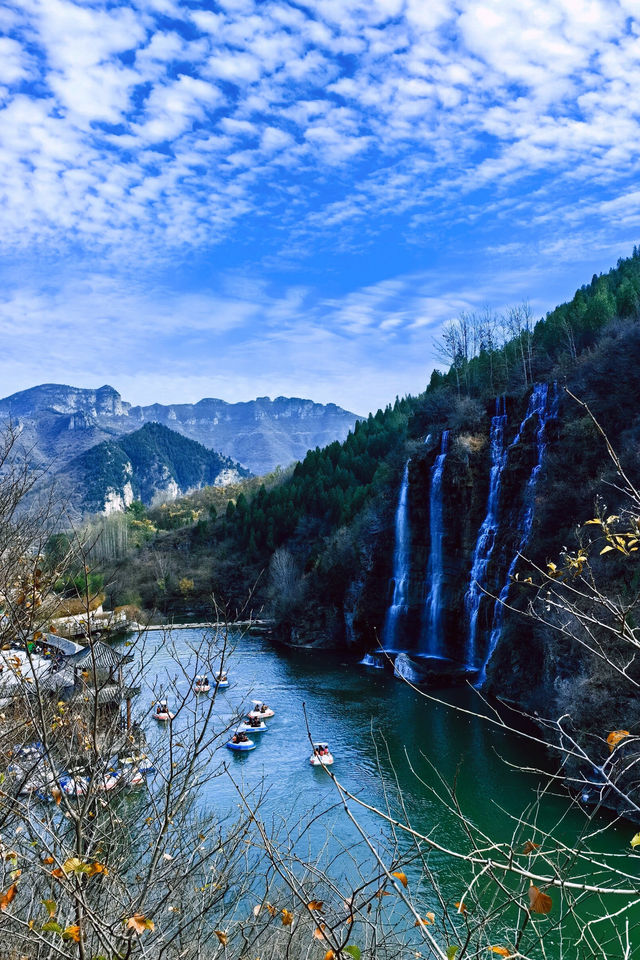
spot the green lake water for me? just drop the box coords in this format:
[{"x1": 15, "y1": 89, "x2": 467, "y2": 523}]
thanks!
[{"x1": 133, "y1": 628, "x2": 639, "y2": 956}]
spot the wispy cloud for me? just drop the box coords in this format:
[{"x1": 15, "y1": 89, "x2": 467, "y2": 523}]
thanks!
[{"x1": 0, "y1": 262, "x2": 566, "y2": 414}]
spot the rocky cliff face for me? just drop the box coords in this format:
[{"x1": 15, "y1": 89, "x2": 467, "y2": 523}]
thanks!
[
  {"x1": 0, "y1": 384, "x2": 359, "y2": 476},
  {"x1": 61, "y1": 422, "x2": 249, "y2": 515}
]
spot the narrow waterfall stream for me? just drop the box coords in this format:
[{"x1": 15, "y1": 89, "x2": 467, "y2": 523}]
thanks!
[
  {"x1": 478, "y1": 384, "x2": 559, "y2": 685},
  {"x1": 382, "y1": 460, "x2": 411, "y2": 651},
  {"x1": 424, "y1": 430, "x2": 449, "y2": 656},
  {"x1": 465, "y1": 397, "x2": 508, "y2": 669}
]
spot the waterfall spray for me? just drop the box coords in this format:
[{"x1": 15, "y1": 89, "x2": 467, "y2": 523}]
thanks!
[
  {"x1": 478, "y1": 384, "x2": 559, "y2": 685},
  {"x1": 424, "y1": 430, "x2": 450, "y2": 657},
  {"x1": 464, "y1": 397, "x2": 508, "y2": 669},
  {"x1": 382, "y1": 460, "x2": 411, "y2": 651}
]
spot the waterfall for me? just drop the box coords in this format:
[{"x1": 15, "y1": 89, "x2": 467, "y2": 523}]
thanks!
[
  {"x1": 478, "y1": 383, "x2": 559, "y2": 685},
  {"x1": 465, "y1": 397, "x2": 508, "y2": 669},
  {"x1": 424, "y1": 430, "x2": 450, "y2": 657},
  {"x1": 382, "y1": 460, "x2": 411, "y2": 651}
]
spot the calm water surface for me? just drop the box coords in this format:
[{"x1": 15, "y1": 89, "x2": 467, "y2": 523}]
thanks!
[
  {"x1": 130, "y1": 627, "x2": 635, "y2": 953},
  {"x1": 136, "y1": 629, "x2": 625, "y2": 847}
]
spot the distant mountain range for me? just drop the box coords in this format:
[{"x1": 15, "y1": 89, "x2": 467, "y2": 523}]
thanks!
[{"x1": 0, "y1": 383, "x2": 360, "y2": 514}]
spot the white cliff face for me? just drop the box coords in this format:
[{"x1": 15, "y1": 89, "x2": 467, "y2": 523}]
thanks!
[
  {"x1": 165, "y1": 479, "x2": 180, "y2": 501},
  {"x1": 213, "y1": 468, "x2": 244, "y2": 487},
  {"x1": 102, "y1": 481, "x2": 134, "y2": 515}
]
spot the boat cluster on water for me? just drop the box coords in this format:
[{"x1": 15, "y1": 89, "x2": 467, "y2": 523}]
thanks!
[
  {"x1": 9, "y1": 742, "x2": 154, "y2": 800},
  {"x1": 227, "y1": 699, "x2": 274, "y2": 752},
  {"x1": 154, "y1": 669, "x2": 334, "y2": 767}
]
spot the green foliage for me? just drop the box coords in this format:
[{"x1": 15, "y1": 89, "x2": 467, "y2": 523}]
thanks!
[
  {"x1": 224, "y1": 398, "x2": 414, "y2": 560},
  {"x1": 54, "y1": 571, "x2": 104, "y2": 598},
  {"x1": 73, "y1": 422, "x2": 250, "y2": 511},
  {"x1": 424, "y1": 250, "x2": 640, "y2": 409},
  {"x1": 45, "y1": 533, "x2": 72, "y2": 568}
]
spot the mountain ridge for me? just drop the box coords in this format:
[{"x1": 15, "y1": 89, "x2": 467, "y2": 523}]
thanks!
[{"x1": 0, "y1": 383, "x2": 361, "y2": 476}]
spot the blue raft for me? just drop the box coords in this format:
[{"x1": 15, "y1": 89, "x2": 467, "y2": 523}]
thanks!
[{"x1": 226, "y1": 737, "x2": 255, "y2": 752}]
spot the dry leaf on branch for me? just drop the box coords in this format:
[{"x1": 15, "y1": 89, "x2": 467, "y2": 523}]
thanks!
[{"x1": 528, "y1": 885, "x2": 552, "y2": 915}]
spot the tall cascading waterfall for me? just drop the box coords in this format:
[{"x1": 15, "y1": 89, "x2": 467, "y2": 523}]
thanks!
[
  {"x1": 381, "y1": 460, "x2": 411, "y2": 651},
  {"x1": 477, "y1": 383, "x2": 559, "y2": 685},
  {"x1": 423, "y1": 430, "x2": 450, "y2": 657},
  {"x1": 464, "y1": 397, "x2": 508, "y2": 670}
]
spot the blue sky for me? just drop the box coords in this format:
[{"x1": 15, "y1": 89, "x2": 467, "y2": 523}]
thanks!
[{"x1": 1, "y1": 0, "x2": 639, "y2": 416}]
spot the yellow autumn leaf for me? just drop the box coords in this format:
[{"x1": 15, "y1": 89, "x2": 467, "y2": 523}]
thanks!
[
  {"x1": 314, "y1": 924, "x2": 326, "y2": 940},
  {"x1": 454, "y1": 901, "x2": 467, "y2": 914},
  {"x1": 214, "y1": 930, "x2": 228, "y2": 946},
  {"x1": 415, "y1": 912, "x2": 436, "y2": 926},
  {"x1": 126, "y1": 914, "x2": 155, "y2": 934},
  {"x1": 307, "y1": 900, "x2": 324, "y2": 911},
  {"x1": 607, "y1": 730, "x2": 630, "y2": 752},
  {"x1": 62, "y1": 925, "x2": 81, "y2": 942},
  {"x1": 281, "y1": 908, "x2": 294, "y2": 927},
  {"x1": 391, "y1": 870, "x2": 408, "y2": 888},
  {"x1": 323, "y1": 952, "x2": 335, "y2": 960},
  {"x1": 85, "y1": 862, "x2": 108, "y2": 877},
  {"x1": 630, "y1": 832, "x2": 640, "y2": 849},
  {"x1": 489, "y1": 948, "x2": 512, "y2": 957}
]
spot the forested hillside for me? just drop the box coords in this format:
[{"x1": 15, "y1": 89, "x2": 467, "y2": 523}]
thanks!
[{"x1": 62, "y1": 422, "x2": 249, "y2": 514}]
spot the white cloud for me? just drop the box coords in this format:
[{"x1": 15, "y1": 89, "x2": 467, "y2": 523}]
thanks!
[{"x1": 0, "y1": 37, "x2": 31, "y2": 85}]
